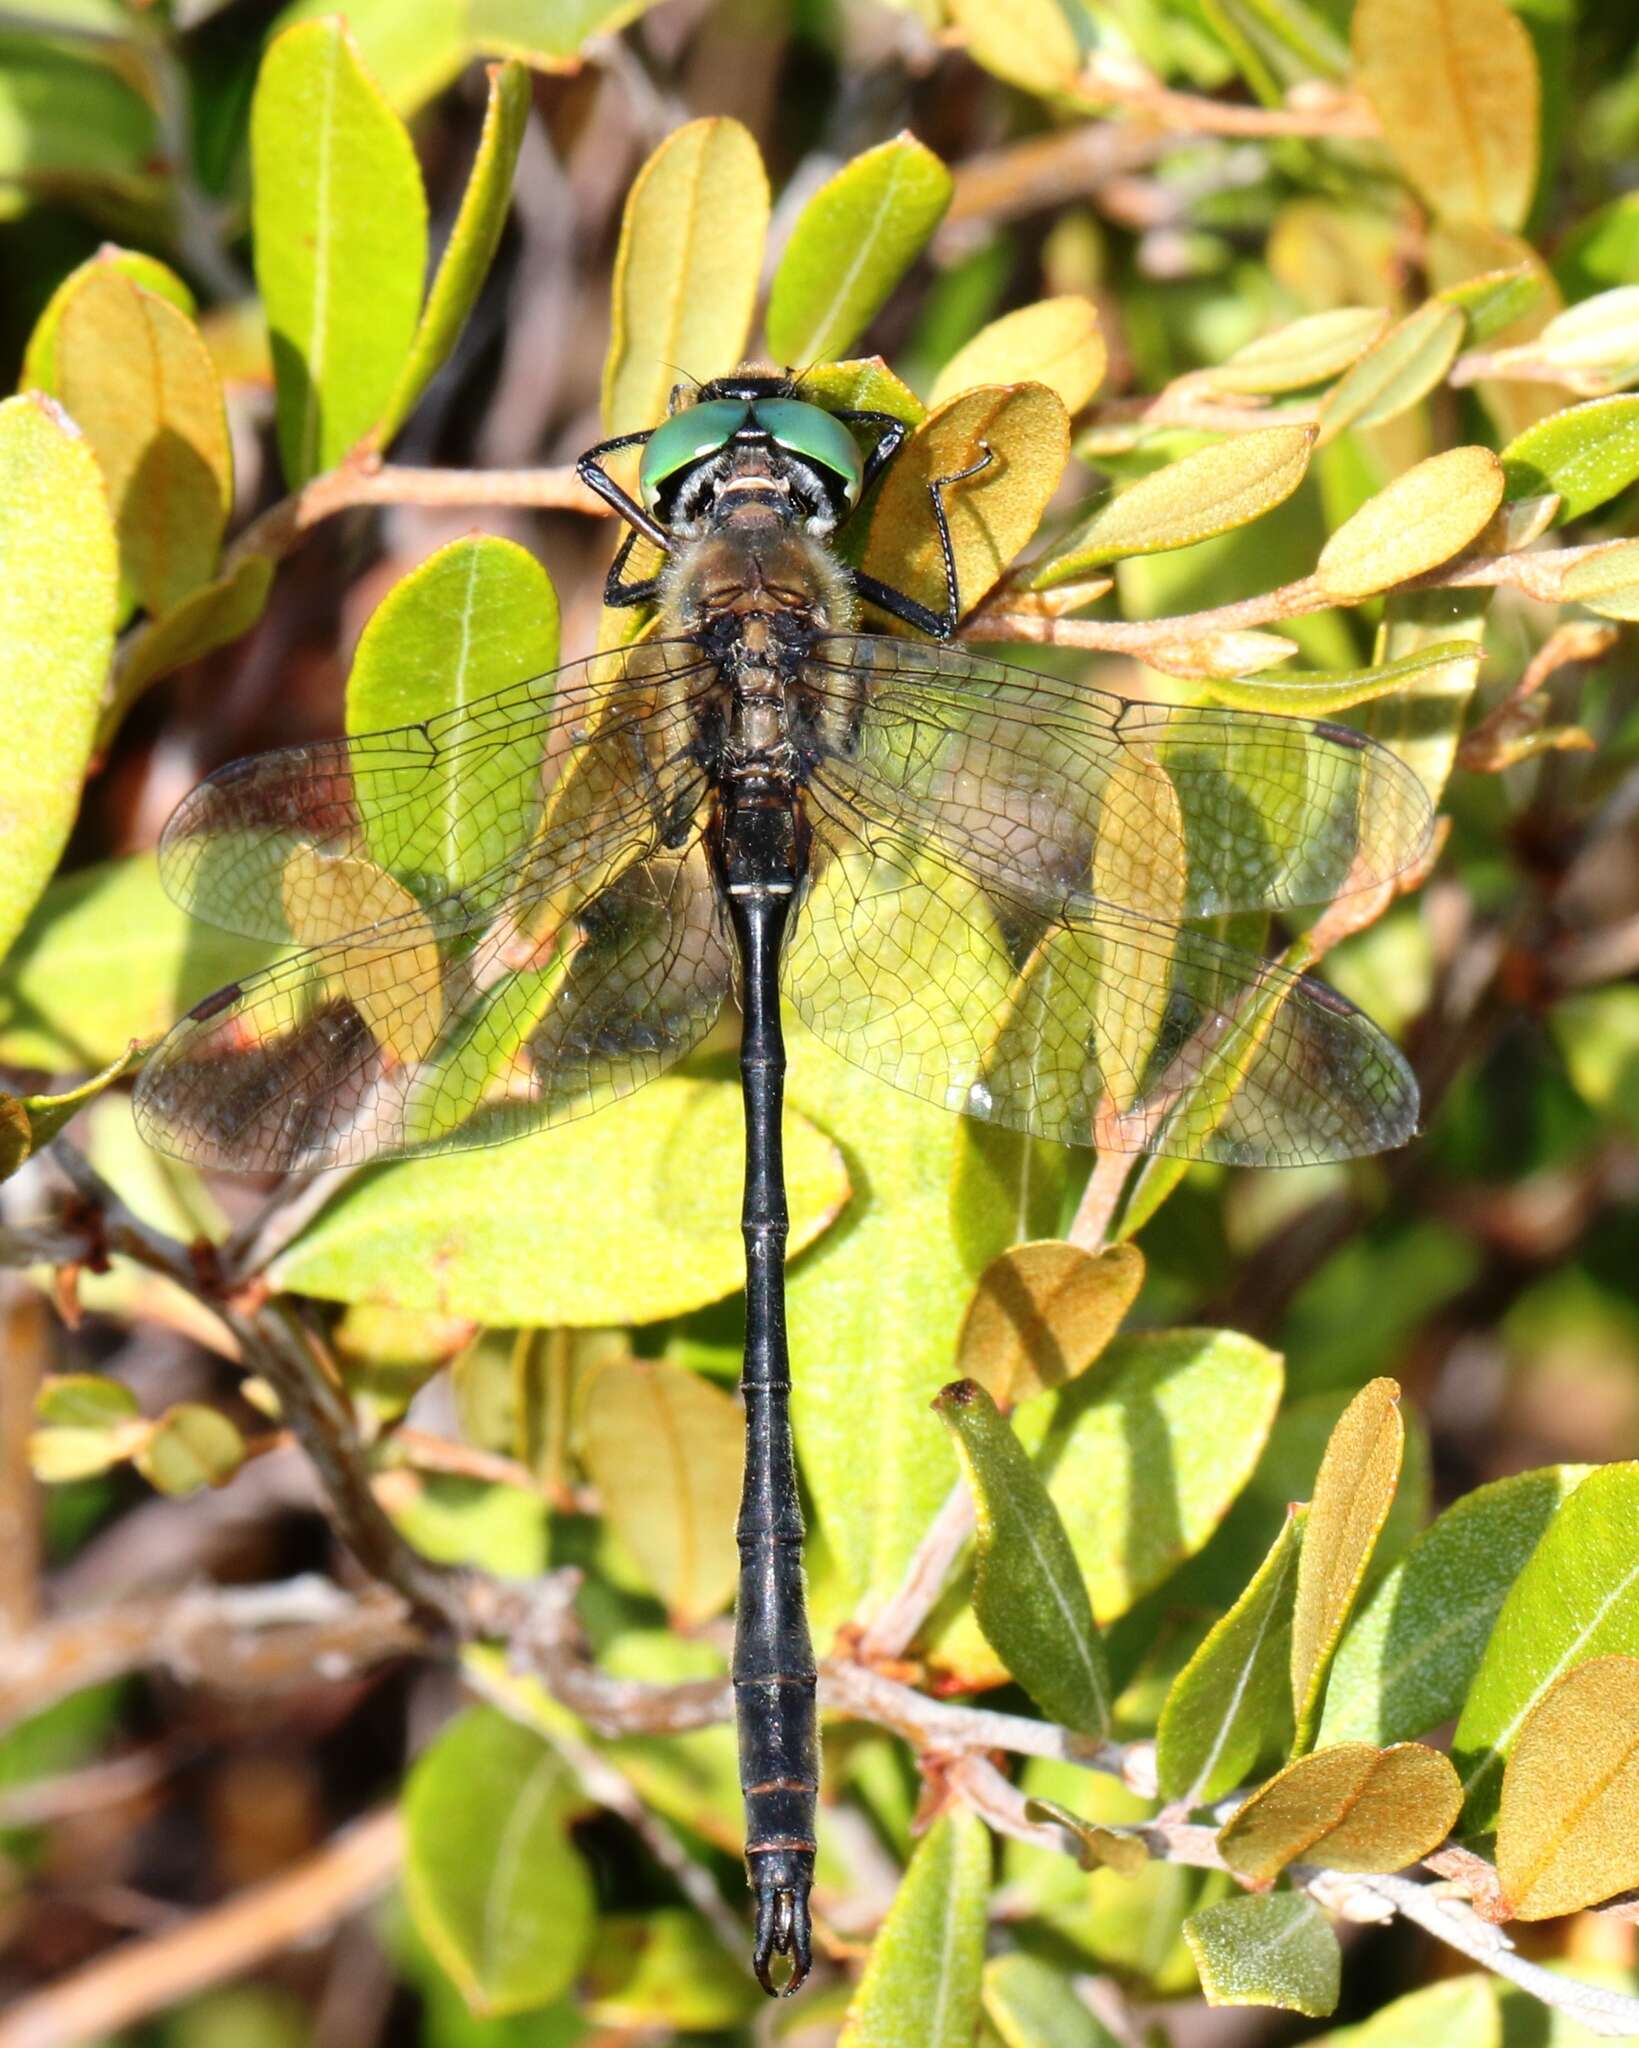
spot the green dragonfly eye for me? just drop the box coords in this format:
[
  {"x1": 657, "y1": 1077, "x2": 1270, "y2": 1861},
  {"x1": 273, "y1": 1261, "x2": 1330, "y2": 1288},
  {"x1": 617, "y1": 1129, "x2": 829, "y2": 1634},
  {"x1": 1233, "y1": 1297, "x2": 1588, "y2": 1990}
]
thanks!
[
  {"x1": 752, "y1": 398, "x2": 865, "y2": 508},
  {"x1": 639, "y1": 399, "x2": 750, "y2": 508}
]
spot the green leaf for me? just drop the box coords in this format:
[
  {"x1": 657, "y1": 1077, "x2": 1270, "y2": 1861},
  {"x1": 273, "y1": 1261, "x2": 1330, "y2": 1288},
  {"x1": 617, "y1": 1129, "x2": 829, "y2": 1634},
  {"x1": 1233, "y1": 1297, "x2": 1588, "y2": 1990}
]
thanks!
[
  {"x1": 1318, "y1": 1465, "x2": 1589, "y2": 1749},
  {"x1": 946, "y1": 0, "x2": 1084, "y2": 98},
  {"x1": 1454, "y1": 1462, "x2": 1639, "y2": 1830},
  {"x1": 1217, "y1": 1741, "x2": 1461, "y2": 1881},
  {"x1": 1308, "y1": 1974, "x2": 1500, "y2": 2047},
  {"x1": 1527, "y1": 288, "x2": 1639, "y2": 392},
  {"x1": 1496, "y1": 1655, "x2": 1639, "y2": 1920},
  {"x1": 1023, "y1": 1796, "x2": 1148, "y2": 1875},
  {"x1": 1352, "y1": 0, "x2": 1539, "y2": 232},
  {"x1": 1317, "y1": 301, "x2": 1466, "y2": 444},
  {"x1": 1202, "y1": 308, "x2": 1390, "y2": 396},
  {"x1": 577, "y1": 1358, "x2": 741, "y2": 1626},
  {"x1": 1184, "y1": 1891, "x2": 1339, "y2": 2017},
  {"x1": 1561, "y1": 538, "x2": 1639, "y2": 622},
  {"x1": 928, "y1": 296, "x2": 1104, "y2": 415},
  {"x1": 3, "y1": 1046, "x2": 144, "y2": 1178},
  {"x1": 0, "y1": 855, "x2": 276, "y2": 1071},
  {"x1": 344, "y1": 535, "x2": 559, "y2": 895},
  {"x1": 50, "y1": 266, "x2": 232, "y2": 617},
  {"x1": 800, "y1": 356, "x2": 926, "y2": 427},
  {"x1": 861, "y1": 383, "x2": 1068, "y2": 620},
  {"x1": 1315, "y1": 447, "x2": 1504, "y2": 601},
  {"x1": 403, "y1": 1706, "x2": 593, "y2": 2015},
  {"x1": 1290, "y1": 1378, "x2": 1403, "y2": 1752},
  {"x1": 268, "y1": 1075, "x2": 849, "y2": 1324},
  {"x1": 0, "y1": 34, "x2": 160, "y2": 212},
  {"x1": 602, "y1": 118, "x2": 769, "y2": 436},
  {"x1": 0, "y1": 394, "x2": 118, "y2": 964},
  {"x1": 936, "y1": 1380, "x2": 1111, "y2": 1737},
  {"x1": 956, "y1": 1241, "x2": 1144, "y2": 1410},
  {"x1": 1501, "y1": 398, "x2": 1639, "y2": 524},
  {"x1": 1552, "y1": 988, "x2": 1639, "y2": 1137},
  {"x1": 1438, "y1": 265, "x2": 1542, "y2": 345},
  {"x1": 374, "y1": 60, "x2": 531, "y2": 448},
  {"x1": 1157, "y1": 1505, "x2": 1304, "y2": 1806},
  {"x1": 252, "y1": 19, "x2": 429, "y2": 485},
  {"x1": 22, "y1": 247, "x2": 195, "y2": 392},
  {"x1": 107, "y1": 554, "x2": 276, "y2": 739},
  {"x1": 1037, "y1": 426, "x2": 1314, "y2": 583},
  {"x1": 134, "y1": 1403, "x2": 247, "y2": 1496},
  {"x1": 838, "y1": 1809, "x2": 990, "y2": 2048},
  {"x1": 767, "y1": 134, "x2": 952, "y2": 368},
  {"x1": 981, "y1": 1952, "x2": 1120, "y2": 2048},
  {"x1": 581, "y1": 1908, "x2": 758, "y2": 2030},
  {"x1": 30, "y1": 1372, "x2": 144, "y2": 1482},
  {"x1": 1201, "y1": 642, "x2": 1480, "y2": 717}
]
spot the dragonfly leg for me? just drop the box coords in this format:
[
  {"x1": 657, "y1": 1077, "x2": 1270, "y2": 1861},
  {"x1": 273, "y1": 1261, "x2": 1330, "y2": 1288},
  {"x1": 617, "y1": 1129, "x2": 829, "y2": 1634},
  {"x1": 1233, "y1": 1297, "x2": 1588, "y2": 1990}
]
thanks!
[
  {"x1": 848, "y1": 441, "x2": 995, "y2": 639},
  {"x1": 602, "y1": 526, "x2": 665, "y2": 611},
  {"x1": 576, "y1": 428, "x2": 674, "y2": 553},
  {"x1": 828, "y1": 407, "x2": 911, "y2": 495}
]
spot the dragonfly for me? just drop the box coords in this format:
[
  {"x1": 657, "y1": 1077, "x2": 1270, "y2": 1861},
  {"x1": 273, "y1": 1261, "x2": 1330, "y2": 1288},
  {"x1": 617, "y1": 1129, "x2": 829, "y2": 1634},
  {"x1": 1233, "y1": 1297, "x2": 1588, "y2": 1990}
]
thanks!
[{"x1": 135, "y1": 368, "x2": 1434, "y2": 1994}]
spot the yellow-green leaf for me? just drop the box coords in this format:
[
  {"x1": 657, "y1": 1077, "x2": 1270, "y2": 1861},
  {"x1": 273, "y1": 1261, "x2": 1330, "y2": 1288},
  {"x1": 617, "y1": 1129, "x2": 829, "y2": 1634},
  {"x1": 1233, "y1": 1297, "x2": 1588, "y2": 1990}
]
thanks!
[
  {"x1": 1315, "y1": 447, "x2": 1504, "y2": 601},
  {"x1": 929, "y1": 297, "x2": 1105, "y2": 415},
  {"x1": 1561, "y1": 538, "x2": 1639, "y2": 622},
  {"x1": 936, "y1": 1380, "x2": 1112, "y2": 1737},
  {"x1": 1202, "y1": 642, "x2": 1479, "y2": 717},
  {"x1": 578, "y1": 1359, "x2": 741, "y2": 1627},
  {"x1": 982, "y1": 1952, "x2": 1122, "y2": 2048},
  {"x1": 1203, "y1": 308, "x2": 1390, "y2": 396},
  {"x1": 799, "y1": 356, "x2": 925, "y2": 426},
  {"x1": 1438, "y1": 265, "x2": 1542, "y2": 345},
  {"x1": 251, "y1": 19, "x2": 428, "y2": 484},
  {"x1": 1501, "y1": 397, "x2": 1639, "y2": 523},
  {"x1": 3, "y1": 1046, "x2": 143, "y2": 1178},
  {"x1": 1317, "y1": 301, "x2": 1466, "y2": 444},
  {"x1": 1290, "y1": 1377, "x2": 1403, "y2": 1751},
  {"x1": 947, "y1": 0, "x2": 1083, "y2": 97},
  {"x1": 839, "y1": 1809, "x2": 990, "y2": 2048},
  {"x1": 22, "y1": 246, "x2": 194, "y2": 392},
  {"x1": 0, "y1": 394, "x2": 118, "y2": 964},
  {"x1": 1036, "y1": 426, "x2": 1314, "y2": 584},
  {"x1": 1185, "y1": 1892, "x2": 1339, "y2": 2018},
  {"x1": 1352, "y1": 0, "x2": 1540, "y2": 231},
  {"x1": 1496, "y1": 1656, "x2": 1639, "y2": 1920},
  {"x1": 602, "y1": 118, "x2": 769, "y2": 436},
  {"x1": 767, "y1": 134, "x2": 952, "y2": 368},
  {"x1": 374, "y1": 59, "x2": 531, "y2": 448},
  {"x1": 106, "y1": 553, "x2": 275, "y2": 740},
  {"x1": 1218, "y1": 1741, "x2": 1461, "y2": 1882},
  {"x1": 861, "y1": 383, "x2": 1068, "y2": 622},
  {"x1": 956, "y1": 1240, "x2": 1143, "y2": 1410},
  {"x1": 134, "y1": 1402, "x2": 247, "y2": 1496}
]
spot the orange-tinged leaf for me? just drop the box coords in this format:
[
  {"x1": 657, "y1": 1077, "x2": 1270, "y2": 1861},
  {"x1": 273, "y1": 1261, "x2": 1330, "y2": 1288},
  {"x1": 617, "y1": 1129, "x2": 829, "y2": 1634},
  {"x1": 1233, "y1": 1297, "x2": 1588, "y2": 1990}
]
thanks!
[
  {"x1": 1315, "y1": 447, "x2": 1504, "y2": 601},
  {"x1": 1497, "y1": 1656, "x2": 1639, "y2": 1920},
  {"x1": 956, "y1": 1240, "x2": 1143, "y2": 1410},
  {"x1": 930, "y1": 297, "x2": 1105, "y2": 415},
  {"x1": 1218, "y1": 1741, "x2": 1461, "y2": 1883},
  {"x1": 279, "y1": 848, "x2": 443, "y2": 1066}
]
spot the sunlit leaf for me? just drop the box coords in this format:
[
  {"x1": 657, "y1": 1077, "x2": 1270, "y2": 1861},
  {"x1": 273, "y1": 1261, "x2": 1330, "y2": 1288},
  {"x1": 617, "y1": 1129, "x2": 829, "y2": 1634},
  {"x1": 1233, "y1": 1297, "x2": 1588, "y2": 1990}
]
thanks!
[
  {"x1": 0, "y1": 394, "x2": 118, "y2": 964},
  {"x1": 838, "y1": 1809, "x2": 990, "y2": 2048},
  {"x1": 22, "y1": 247, "x2": 194, "y2": 392},
  {"x1": 936, "y1": 1379, "x2": 1111, "y2": 1736},
  {"x1": 1203, "y1": 308, "x2": 1389, "y2": 396},
  {"x1": 1, "y1": 1046, "x2": 143, "y2": 1180},
  {"x1": 581, "y1": 1908, "x2": 759, "y2": 2030},
  {"x1": 602, "y1": 118, "x2": 769, "y2": 436},
  {"x1": 1218, "y1": 1741, "x2": 1461, "y2": 1881},
  {"x1": 1317, "y1": 302, "x2": 1466, "y2": 444},
  {"x1": 956, "y1": 1241, "x2": 1144, "y2": 1410},
  {"x1": 1501, "y1": 397, "x2": 1639, "y2": 523},
  {"x1": 946, "y1": 0, "x2": 1083, "y2": 97},
  {"x1": 1023, "y1": 1796, "x2": 1149, "y2": 1875},
  {"x1": 982, "y1": 1952, "x2": 1120, "y2": 2048},
  {"x1": 1438, "y1": 266, "x2": 1542, "y2": 346},
  {"x1": 403, "y1": 1706, "x2": 593, "y2": 2014},
  {"x1": 1202, "y1": 642, "x2": 1479, "y2": 717},
  {"x1": 252, "y1": 19, "x2": 428, "y2": 484},
  {"x1": 1185, "y1": 1891, "x2": 1339, "y2": 2017},
  {"x1": 1290, "y1": 1377, "x2": 1403, "y2": 1752},
  {"x1": 930, "y1": 297, "x2": 1105, "y2": 415},
  {"x1": 134, "y1": 1402, "x2": 247, "y2": 1496},
  {"x1": 1561, "y1": 538, "x2": 1639, "y2": 621},
  {"x1": 1315, "y1": 448, "x2": 1504, "y2": 601},
  {"x1": 29, "y1": 1373, "x2": 144, "y2": 1482},
  {"x1": 1454, "y1": 1462, "x2": 1639, "y2": 1830},
  {"x1": 800, "y1": 355, "x2": 926, "y2": 426},
  {"x1": 1496, "y1": 1655, "x2": 1639, "y2": 1920},
  {"x1": 1306, "y1": 1974, "x2": 1499, "y2": 2047}
]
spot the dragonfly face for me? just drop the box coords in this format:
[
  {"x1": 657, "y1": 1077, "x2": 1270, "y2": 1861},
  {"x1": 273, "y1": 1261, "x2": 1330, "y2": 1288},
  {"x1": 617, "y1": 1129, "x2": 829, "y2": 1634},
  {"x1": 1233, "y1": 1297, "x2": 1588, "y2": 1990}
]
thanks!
[{"x1": 134, "y1": 363, "x2": 1437, "y2": 1996}]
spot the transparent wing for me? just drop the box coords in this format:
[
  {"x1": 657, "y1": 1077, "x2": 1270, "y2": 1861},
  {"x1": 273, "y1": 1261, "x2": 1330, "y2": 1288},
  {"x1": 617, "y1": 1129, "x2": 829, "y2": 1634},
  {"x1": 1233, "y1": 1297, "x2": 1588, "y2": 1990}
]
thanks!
[
  {"x1": 801, "y1": 635, "x2": 1434, "y2": 924},
  {"x1": 786, "y1": 795, "x2": 1417, "y2": 1167},
  {"x1": 134, "y1": 838, "x2": 731, "y2": 1172},
  {"x1": 159, "y1": 641, "x2": 717, "y2": 944}
]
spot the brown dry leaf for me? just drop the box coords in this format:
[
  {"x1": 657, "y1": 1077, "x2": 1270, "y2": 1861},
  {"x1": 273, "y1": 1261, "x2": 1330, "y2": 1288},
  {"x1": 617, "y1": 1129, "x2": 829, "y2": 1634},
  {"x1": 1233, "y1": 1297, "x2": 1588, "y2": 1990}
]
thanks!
[
  {"x1": 1291, "y1": 1378, "x2": 1404, "y2": 1749},
  {"x1": 956, "y1": 1240, "x2": 1144, "y2": 1410},
  {"x1": 1497, "y1": 1655, "x2": 1639, "y2": 1921},
  {"x1": 1315, "y1": 447, "x2": 1505, "y2": 601},
  {"x1": 1352, "y1": 0, "x2": 1541, "y2": 232},
  {"x1": 577, "y1": 1358, "x2": 742, "y2": 1627},
  {"x1": 1219, "y1": 1741, "x2": 1462, "y2": 1884}
]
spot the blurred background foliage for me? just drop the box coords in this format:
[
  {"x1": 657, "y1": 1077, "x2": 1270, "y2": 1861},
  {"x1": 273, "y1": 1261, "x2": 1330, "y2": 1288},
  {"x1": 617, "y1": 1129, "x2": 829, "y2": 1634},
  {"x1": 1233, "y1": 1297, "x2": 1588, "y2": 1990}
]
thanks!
[{"x1": 1, "y1": 0, "x2": 1638, "y2": 2043}]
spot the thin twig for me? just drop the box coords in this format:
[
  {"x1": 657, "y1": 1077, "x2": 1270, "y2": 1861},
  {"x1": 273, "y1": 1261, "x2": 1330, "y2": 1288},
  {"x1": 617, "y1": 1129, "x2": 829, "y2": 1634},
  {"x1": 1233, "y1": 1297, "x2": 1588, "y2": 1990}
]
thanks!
[{"x1": 854, "y1": 1482, "x2": 975, "y2": 1663}]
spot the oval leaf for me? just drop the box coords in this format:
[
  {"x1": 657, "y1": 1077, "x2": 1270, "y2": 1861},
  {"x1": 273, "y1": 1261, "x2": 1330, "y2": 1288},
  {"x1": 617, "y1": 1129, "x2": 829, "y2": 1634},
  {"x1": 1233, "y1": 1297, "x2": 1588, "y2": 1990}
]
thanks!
[
  {"x1": 1184, "y1": 1891, "x2": 1340, "y2": 2018},
  {"x1": 1319, "y1": 1465, "x2": 1589, "y2": 1750},
  {"x1": 1353, "y1": 0, "x2": 1540, "y2": 232},
  {"x1": 251, "y1": 19, "x2": 428, "y2": 485},
  {"x1": 1204, "y1": 309, "x2": 1390, "y2": 396},
  {"x1": 134, "y1": 1402, "x2": 247, "y2": 1496},
  {"x1": 860, "y1": 383, "x2": 1068, "y2": 622},
  {"x1": 1290, "y1": 1377, "x2": 1404, "y2": 1751},
  {"x1": 1315, "y1": 447, "x2": 1504, "y2": 601},
  {"x1": 578, "y1": 1358, "x2": 741, "y2": 1627},
  {"x1": 1496, "y1": 1655, "x2": 1639, "y2": 1920},
  {"x1": 22, "y1": 246, "x2": 194, "y2": 391},
  {"x1": 0, "y1": 394, "x2": 118, "y2": 963},
  {"x1": 1454, "y1": 1462, "x2": 1639, "y2": 1830},
  {"x1": 268, "y1": 1075, "x2": 850, "y2": 1325},
  {"x1": 404, "y1": 1706, "x2": 594, "y2": 2015},
  {"x1": 1317, "y1": 301, "x2": 1466, "y2": 444},
  {"x1": 1501, "y1": 397, "x2": 1639, "y2": 523},
  {"x1": 602, "y1": 118, "x2": 769, "y2": 436},
  {"x1": 936, "y1": 1380, "x2": 1111, "y2": 1737},
  {"x1": 838, "y1": 1808, "x2": 990, "y2": 2048},
  {"x1": 982, "y1": 1952, "x2": 1121, "y2": 2048},
  {"x1": 1561, "y1": 538, "x2": 1639, "y2": 622},
  {"x1": 1218, "y1": 1741, "x2": 1461, "y2": 1883},
  {"x1": 767, "y1": 133, "x2": 952, "y2": 368},
  {"x1": 957, "y1": 1240, "x2": 1144, "y2": 1410},
  {"x1": 1158, "y1": 1505, "x2": 1304, "y2": 1807},
  {"x1": 929, "y1": 297, "x2": 1105, "y2": 415}
]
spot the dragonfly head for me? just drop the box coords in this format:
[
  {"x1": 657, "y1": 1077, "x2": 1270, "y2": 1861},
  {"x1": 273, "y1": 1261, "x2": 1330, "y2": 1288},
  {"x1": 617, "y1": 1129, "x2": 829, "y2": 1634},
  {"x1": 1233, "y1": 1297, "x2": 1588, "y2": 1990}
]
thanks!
[{"x1": 641, "y1": 374, "x2": 865, "y2": 537}]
